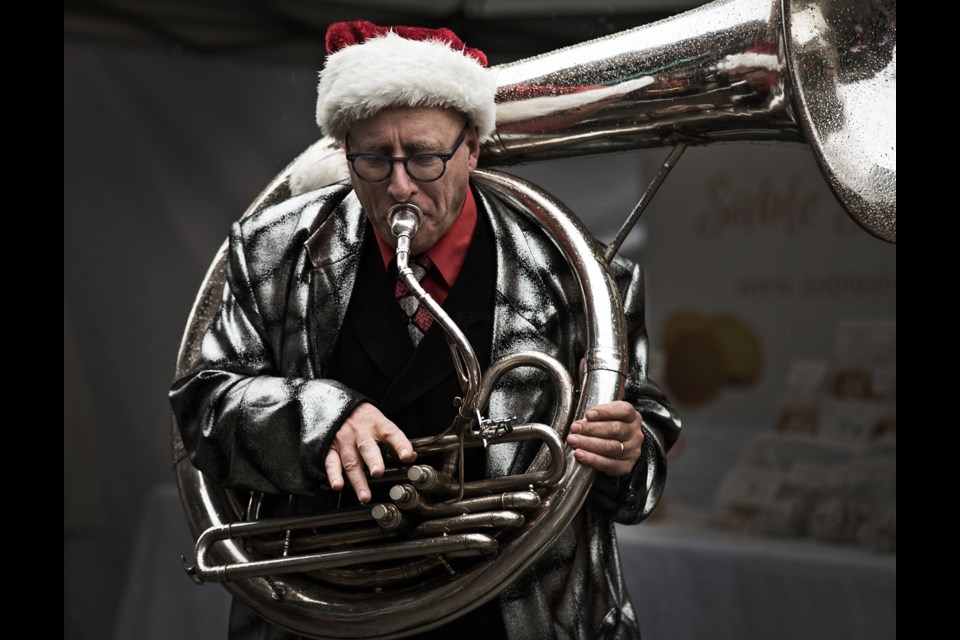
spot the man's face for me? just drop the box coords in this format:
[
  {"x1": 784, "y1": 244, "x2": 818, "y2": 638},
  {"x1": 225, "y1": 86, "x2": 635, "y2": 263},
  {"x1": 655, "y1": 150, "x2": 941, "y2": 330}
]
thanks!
[{"x1": 346, "y1": 106, "x2": 480, "y2": 255}]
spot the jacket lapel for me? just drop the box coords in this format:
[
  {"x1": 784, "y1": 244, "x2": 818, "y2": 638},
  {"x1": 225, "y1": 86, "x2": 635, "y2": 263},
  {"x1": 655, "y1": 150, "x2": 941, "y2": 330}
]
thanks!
[
  {"x1": 304, "y1": 191, "x2": 367, "y2": 376},
  {"x1": 475, "y1": 186, "x2": 564, "y2": 478},
  {"x1": 475, "y1": 187, "x2": 563, "y2": 361}
]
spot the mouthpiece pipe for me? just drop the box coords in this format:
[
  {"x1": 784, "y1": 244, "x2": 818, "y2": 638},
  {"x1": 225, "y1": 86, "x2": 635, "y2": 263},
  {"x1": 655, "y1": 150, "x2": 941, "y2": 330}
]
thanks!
[
  {"x1": 388, "y1": 203, "x2": 421, "y2": 262},
  {"x1": 388, "y1": 203, "x2": 483, "y2": 423}
]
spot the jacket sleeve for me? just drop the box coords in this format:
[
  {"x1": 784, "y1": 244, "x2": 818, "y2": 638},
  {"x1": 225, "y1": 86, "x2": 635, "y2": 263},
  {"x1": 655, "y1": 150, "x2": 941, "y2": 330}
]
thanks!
[
  {"x1": 168, "y1": 220, "x2": 367, "y2": 496},
  {"x1": 588, "y1": 260, "x2": 681, "y2": 525}
]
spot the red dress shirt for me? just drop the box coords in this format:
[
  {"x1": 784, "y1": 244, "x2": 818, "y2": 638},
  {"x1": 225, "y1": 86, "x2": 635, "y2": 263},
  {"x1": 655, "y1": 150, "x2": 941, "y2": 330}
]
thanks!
[{"x1": 371, "y1": 188, "x2": 479, "y2": 307}]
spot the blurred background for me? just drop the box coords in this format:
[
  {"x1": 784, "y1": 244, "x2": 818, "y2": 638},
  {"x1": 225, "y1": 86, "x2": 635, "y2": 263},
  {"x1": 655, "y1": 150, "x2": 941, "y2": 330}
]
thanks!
[{"x1": 64, "y1": 1, "x2": 896, "y2": 639}]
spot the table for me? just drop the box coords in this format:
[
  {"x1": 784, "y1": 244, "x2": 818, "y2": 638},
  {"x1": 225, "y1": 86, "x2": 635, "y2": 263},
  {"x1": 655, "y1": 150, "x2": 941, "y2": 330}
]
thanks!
[{"x1": 616, "y1": 506, "x2": 896, "y2": 640}]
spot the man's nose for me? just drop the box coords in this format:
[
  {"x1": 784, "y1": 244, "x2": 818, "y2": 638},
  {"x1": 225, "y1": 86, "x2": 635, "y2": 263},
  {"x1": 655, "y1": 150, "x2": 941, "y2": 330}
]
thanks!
[{"x1": 387, "y1": 163, "x2": 417, "y2": 202}]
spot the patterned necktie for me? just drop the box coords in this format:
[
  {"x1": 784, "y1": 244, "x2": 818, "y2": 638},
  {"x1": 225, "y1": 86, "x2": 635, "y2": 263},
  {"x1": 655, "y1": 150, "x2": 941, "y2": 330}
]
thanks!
[{"x1": 395, "y1": 254, "x2": 434, "y2": 346}]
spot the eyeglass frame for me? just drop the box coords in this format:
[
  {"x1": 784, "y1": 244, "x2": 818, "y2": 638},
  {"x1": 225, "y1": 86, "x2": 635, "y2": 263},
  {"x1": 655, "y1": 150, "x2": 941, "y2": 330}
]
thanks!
[{"x1": 344, "y1": 122, "x2": 471, "y2": 183}]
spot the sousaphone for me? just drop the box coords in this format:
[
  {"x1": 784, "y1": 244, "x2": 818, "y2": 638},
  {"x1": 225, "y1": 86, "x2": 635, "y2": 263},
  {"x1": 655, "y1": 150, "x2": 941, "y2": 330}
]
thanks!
[{"x1": 172, "y1": 0, "x2": 896, "y2": 637}]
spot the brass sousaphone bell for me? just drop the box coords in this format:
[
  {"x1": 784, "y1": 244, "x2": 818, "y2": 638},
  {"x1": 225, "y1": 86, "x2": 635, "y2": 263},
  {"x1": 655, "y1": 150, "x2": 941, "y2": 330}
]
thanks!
[{"x1": 172, "y1": 0, "x2": 896, "y2": 637}]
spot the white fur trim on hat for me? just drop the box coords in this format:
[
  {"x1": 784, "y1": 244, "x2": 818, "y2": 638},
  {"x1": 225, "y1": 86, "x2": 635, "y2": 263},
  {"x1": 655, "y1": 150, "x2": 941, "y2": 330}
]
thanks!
[{"x1": 316, "y1": 31, "x2": 497, "y2": 142}]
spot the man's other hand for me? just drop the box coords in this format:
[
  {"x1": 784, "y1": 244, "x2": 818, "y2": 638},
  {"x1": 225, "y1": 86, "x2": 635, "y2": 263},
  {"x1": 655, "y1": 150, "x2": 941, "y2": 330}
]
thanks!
[
  {"x1": 566, "y1": 400, "x2": 644, "y2": 477},
  {"x1": 324, "y1": 403, "x2": 417, "y2": 503}
]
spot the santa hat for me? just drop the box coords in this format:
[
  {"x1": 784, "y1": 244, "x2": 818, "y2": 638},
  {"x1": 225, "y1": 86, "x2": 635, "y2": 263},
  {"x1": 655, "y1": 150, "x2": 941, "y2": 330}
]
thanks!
[{"x1": 316, "y1": 22, "x2": 497, "y2": 142}]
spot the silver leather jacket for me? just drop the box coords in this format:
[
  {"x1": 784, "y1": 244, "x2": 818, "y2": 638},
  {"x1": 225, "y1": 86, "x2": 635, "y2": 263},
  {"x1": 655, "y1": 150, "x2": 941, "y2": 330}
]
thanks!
[{"x1": 170, "y1": 179, "x2": 681, "y2": 640}]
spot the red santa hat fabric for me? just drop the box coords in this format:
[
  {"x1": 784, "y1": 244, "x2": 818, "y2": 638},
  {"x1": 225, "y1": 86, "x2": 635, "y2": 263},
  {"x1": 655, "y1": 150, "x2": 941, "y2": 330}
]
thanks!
[{"x1": 316, "y1": 21, "x2": 497, "y2": 142}]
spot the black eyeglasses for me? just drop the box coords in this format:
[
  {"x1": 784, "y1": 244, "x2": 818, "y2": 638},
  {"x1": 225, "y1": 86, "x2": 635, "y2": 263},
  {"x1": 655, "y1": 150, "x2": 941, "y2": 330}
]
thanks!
[{"x1": 345, "y1": 123, "x2": 470, "y2": 183}]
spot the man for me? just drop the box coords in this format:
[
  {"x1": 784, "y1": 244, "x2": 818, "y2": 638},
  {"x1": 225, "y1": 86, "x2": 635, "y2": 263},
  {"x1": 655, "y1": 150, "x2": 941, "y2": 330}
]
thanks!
[{"x1": 170, "y1": 21, "x2": 680, "y2": 640}]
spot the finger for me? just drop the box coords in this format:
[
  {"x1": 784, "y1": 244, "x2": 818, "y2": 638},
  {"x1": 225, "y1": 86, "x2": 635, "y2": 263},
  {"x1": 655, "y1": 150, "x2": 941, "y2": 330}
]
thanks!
[
  {"x1": 324, "y1": 448, "x2": 345, "y2": 491},
  {"x1": 339, "y1": 447, "x2": 372, "y2": 503},
  {"x1": 356, "y1": 436, "x2": 386, "y2": 478},
  {"x1": 584, "y1": 400, "x2": 638, "y2": 423},
  {"x1": 571, "y1": 419, "x2": 635, "y2": 442},
  {"x1": 380, "y1": 427, "x2": 417, "y2": 463},
  {"x1": 566, "y1": 433, "x2": 627, "y2": 459},
  {"x1": 572, "y1": 447, "x2": 632, "y2": 478}
]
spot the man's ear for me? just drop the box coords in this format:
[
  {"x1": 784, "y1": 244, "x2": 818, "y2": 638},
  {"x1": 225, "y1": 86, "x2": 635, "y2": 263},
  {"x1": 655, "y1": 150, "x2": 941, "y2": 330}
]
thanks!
[{"x1": 466, "y1": 126, "x2": 481, "y2": 171}]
